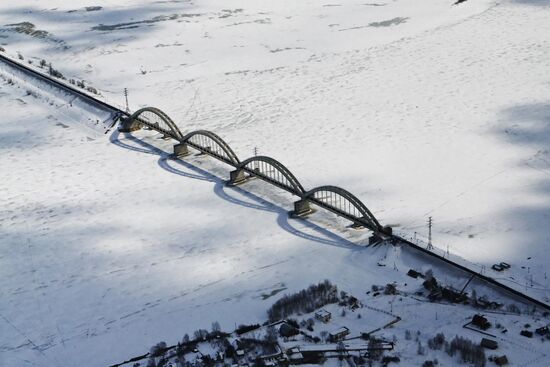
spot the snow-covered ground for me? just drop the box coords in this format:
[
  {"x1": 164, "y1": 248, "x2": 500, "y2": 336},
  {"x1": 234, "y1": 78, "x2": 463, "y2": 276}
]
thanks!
[{"x1": 1, "y1": 0, "x2": 550, "y2": 366}]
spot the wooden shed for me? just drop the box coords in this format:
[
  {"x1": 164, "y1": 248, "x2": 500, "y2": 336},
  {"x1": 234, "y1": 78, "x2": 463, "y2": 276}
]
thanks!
[{"x1": 480, "y1": 338, "x2": 498, "y2": 350}]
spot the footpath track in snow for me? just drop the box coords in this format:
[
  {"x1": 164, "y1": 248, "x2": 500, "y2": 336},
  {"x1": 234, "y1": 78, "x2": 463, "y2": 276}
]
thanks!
[{"x1": 2, "y1": 52, "x2": 549, "y2": 313}]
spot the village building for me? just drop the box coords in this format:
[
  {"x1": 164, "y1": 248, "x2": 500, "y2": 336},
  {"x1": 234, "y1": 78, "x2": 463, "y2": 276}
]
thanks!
[
  {"x1": 471, "y1": 314, "x2": 491, "y2": 330},
  {"x1": 494, "y1": 355, "x2": 509, "y2": 366},
  {"x1": 314, "y1": 309, "x2": 331, "y2": 323},
  {"x1": 329, "y1": 326, "x2": 350, "y2": 342},
  {"x1": 286, "y1": 347, "x2": 304, "y2": 364},
  {"x1": 520, "y1": 330, "x2": 533, "y2": 338},
  {"x1": 348, "y1": 296, "x2": 361, "y2": 310},
  {"x1": 259, "y1": 344, "x2": 286, "y2": 364},
  {"x1": 480, "y1": 338, "x2": 498, "y2": 350},
  {"x1": 407, "y1": 269, "x2": 423, "y2": 279}
]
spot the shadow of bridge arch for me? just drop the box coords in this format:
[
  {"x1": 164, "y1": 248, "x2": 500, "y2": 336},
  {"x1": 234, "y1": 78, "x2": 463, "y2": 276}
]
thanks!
[{"x1": 109, "y1": 130, "x2": 356, "y2": 249}]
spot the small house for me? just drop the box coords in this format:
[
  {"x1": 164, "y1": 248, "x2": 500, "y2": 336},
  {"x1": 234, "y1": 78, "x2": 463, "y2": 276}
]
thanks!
[
  {"x1": 286, "y1": 347, "x2": 304, "y2": 364},
  {"x1": 348, "y1": 296, "x2": 361, "y2": 310},
  {"x1": 480, "y1": 338, "x2": 498, "y2": 350},
  {"x1": 471, "y1": 314, "x2": 491, "y2": 330},
  {"x1": 315, "y1": 309, "x2": 332, "y2": 323},
  {"x1": 407, "y1": 269, "x2": 423, "y2": 279},
  {"x1": 329, "y1": 326, "x2": 350, "y2": 342},
  {"x1": 520, "y1": 330, "x2": 533, "y2": 338},
  {"x1": 495, "y1": 355, "x2": 509, "y2": 366}
]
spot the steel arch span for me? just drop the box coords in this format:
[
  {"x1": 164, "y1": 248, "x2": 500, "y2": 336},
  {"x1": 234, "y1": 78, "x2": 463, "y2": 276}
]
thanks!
[
  {"x1": 130, "y1": 107, "x2": 184, "y2": 140},
  {"x1": 303, "y1": 185, "x2": 382, "y2": 232},
  {"x1": 181, "y1": 130, "x2": 240, "y2": 166},
  {"x1": 231, "y1": 156, "x2": 306, "y2": 195}
]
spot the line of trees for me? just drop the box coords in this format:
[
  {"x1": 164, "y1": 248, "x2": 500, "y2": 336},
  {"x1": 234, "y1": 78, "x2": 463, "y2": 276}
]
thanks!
[
  {"x1": 446, "y1": 336, "x2": 485, "y2": 367},
  {"x1": 427, "y1": 333, "x2": 445, "y2": 350},
  {"x1": 267, "y1": 280, "x2": 338, "y2": 322}
]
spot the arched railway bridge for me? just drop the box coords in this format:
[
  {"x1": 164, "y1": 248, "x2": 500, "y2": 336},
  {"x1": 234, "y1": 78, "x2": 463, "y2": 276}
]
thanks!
[
  {"x1": 3, "y1": 52, "x2": 549, "y2": 311},
  {"x1": 119, "y1": 107, "x2": 390, "y2": 237}
]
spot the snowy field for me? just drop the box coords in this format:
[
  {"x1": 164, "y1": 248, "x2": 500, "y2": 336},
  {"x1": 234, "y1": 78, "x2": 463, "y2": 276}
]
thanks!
[{"x1": 1, "y1": 0, "x2": 550, "y2": 366}]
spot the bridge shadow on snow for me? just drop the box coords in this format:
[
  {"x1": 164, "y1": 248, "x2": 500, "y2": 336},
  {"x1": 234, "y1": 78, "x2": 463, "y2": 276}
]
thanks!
[
  {"x1": 509, "y1": 0, "x2": 550, "y2": 5},
  {"x1": 492, "y1": 102, "x2": 550, "y2": 264},
  {"x1": 110, "y1": 130, "x2": 358, "y2": 250}
]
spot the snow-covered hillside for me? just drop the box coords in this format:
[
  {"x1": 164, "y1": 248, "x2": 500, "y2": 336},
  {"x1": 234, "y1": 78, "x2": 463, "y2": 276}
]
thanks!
[{"x1": 1, "y1": 0, "x2": 550, "y2": 366}]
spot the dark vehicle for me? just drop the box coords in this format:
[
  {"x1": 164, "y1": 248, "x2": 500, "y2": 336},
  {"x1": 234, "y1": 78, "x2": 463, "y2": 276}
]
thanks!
[{"x1": 492, "y1": 264, "x2": 504, "y2": 272}]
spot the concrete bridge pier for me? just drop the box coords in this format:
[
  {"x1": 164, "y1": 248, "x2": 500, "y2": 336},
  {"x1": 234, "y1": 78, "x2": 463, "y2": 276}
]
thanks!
[
  {"x1": 173, "y1": 143, "x2": 191, "y2": 157},
  {"x1": 382, "y1": 225, "x2": 393, "y2": 236},
  {"x1": 290, "y1": 199, "x2": 313, "y2": 217},
  {"x1": 118, "y1": 117, "x2": 142, "y2": 132},
  {"x1": 368, "y1": 225, "x2": 393, "y2": 245},
  {"x1": 227, "y1": 169, "x2": 248, "y2": 186}
]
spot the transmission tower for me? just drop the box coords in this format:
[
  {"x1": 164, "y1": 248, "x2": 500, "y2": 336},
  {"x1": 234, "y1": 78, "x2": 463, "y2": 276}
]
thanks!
[
  {"x1": 427, "y1": 216, "x2": 433, "y2": 250},
  {"x1": 124, "y1": 88, "x2": 129, "y2": 113}
]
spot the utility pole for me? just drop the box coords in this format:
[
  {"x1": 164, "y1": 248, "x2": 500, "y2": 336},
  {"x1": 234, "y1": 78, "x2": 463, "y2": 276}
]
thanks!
[
  {"x1": 124, "y1": 88, "x2": 129, "y2": 113},
  {"x1": 427, "y1": 216, "x2": 433, "y2": 250}
]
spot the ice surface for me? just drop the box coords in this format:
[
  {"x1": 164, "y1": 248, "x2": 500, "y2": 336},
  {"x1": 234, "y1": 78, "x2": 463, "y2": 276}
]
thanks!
[{"x1": 1, "y1": 0, "x2": 550, "y2": 366}]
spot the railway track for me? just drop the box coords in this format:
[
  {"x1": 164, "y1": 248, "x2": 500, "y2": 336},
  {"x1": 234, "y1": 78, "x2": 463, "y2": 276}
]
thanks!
[
  {"x1": 392, "y1": 235, "x2": 550, "y2": 311},
  {"x1": 0, "y1": 53, "x2": 126, "y2": 119}
]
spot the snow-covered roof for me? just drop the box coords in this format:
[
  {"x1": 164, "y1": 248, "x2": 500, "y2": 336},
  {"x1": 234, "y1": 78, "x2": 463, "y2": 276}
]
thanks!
[
  {"x1": 330, "y1": 326, "x2": 350, "y2": 335},
  {"x1": 315, "y1": 309, "x2": 331, "y2": 317}
]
